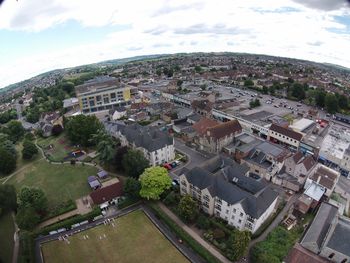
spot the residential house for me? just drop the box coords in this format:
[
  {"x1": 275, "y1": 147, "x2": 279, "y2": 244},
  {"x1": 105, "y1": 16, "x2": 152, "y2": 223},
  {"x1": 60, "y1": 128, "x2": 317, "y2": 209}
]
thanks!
[
  {"x1": 191, "y1": 99, "x2": 213, "y2": 117},
  {"x1": 179, "y1": 155, "x2": 278, "y2": 233},
  {"x1": 300, "y1": 202, "x2": 350, "y2": 263},
  {"x1": 105, "y1": 121, "x2": 174, "y2": 166},
  {"x1": 90, "y1": 179, "x2": 123, "y2": 205},
  {"x1": 242, "y1": 141, "x2": 291, "y2": 181},
  {"x1": 268, "y1": 123, "x2": 303, "y2": 150},
  {"x1": 110, "y1": 107, "x2": 127, "y2": 121},
  {"x1": 196, "y1": 120, "x2": 242, "y2": 153},
  {"x1": 39, "y1": 111, "x2": 63, "y2": 137}
]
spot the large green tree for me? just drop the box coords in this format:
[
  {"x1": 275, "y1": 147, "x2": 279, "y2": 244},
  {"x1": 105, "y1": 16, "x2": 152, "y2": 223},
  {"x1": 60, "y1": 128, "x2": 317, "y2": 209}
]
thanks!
[
  {"x1": 0, "y1": 147, "x2": 17, "y2": 175},
  {"x1": 122, "y1": 149, "x2": 149, "y2": 178},
  {"x1": 139, "y1": 166, "x2": 171, "y2": 200},
  {"x1": 123, "y1": 178, "x2": 141, "y2": 199},
  {"x1": 16, "y1": 207, "x2": 40, "y2": 230},
  {"x1": 178, "y1": 195, "x2": 199, "y2": 222},
  {"x1": 18, "y1": 187, "x2": 48, "y2": 214},
  {"x1": 7, "y1": 120, "x2": 25, "y2": 142},
  {"x1": 66, "y1": 115, "x2": 102, "y2": 146},
  {"x1": 22, "y1": 140, "x2": 38, "y2": 160},
  {"x1": 91, "y1": 130, "x2": 115, "y2": 164},
  {"x1": 0, "y1": 185, "x2": 17, "y2": 215},
  {"x1": 325, "y1": 93, "x2": 338, "y2": 114}
]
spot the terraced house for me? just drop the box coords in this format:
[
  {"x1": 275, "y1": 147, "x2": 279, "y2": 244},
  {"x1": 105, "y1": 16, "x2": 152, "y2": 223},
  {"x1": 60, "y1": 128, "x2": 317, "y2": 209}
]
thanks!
[{"x1": 179, "y1": 156, "x2": 278, "y2": 233}]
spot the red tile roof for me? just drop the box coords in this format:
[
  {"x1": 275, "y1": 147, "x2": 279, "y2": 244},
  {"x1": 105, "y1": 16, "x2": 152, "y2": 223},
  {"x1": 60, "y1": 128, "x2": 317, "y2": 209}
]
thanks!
[
  {"x1": 206, "y1": 120, "x2": 242, "y2": 140},
  {"x1": 192, "y1": 117, "x2": 219, "y2": 136},
  {"x1": 286, "y1": 243, "x2": 331, "y2": 263},
  {"x1": 90, "y1": 181, "x2": 123, "y2": 205}
]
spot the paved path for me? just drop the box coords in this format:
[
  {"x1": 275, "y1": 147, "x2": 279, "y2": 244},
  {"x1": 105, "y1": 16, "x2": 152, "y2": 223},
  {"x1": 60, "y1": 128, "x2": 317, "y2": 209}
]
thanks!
[
  {"x1": 248, "y1": 193, "x2": 301, "y2": 255},
  {"x1": 11, "y1": 212, "x2": 19, "y2": 263},
  {"x1": 158, "y1": 202, "x2": 232, "y2": 263}
]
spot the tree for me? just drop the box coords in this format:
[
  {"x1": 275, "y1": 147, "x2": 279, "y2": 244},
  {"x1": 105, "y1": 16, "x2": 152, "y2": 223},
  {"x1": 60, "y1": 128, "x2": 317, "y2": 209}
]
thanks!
[
  {"x1": 315, "y1": 89, "x2": 326, "y2": 108},
  {"x1": 1, "y1": 140, "x2": 17, "y2": 159},
  {"x1": 91, "y1": 130, "x2": 115, "y2": 164},
  {"x1": 22, "y1": 140, "x2": 38, "y2": 160},
  {"x1": 194, "y1": 65, "x2": 202, "y2": 73},
  {"x1": 123, "y1": 178, "x2": 141, "y2": 199},
  {"x1": 338, "y1": 94, "x2": 348, "y2": 110},
  {"x1": 177, "y1": 80, "x2": 183, "y2": 87},
  {"x1": 24, "y1": 132, "x2": 35, "y2": 141},
  {"x1": 325, "y1": 93, "x2": 338, "y2": 114},
  {"x1": 0, "y1": 147, "x2": 17, "y2": 175},
  {"x1": 16, "y1": 207, "x2": 40, "y2": 230},
  {"x1": 291, "y1": 83, "x2": 306, "y2": 100},
  {"x1": 18, "y1": 187, "x2": 48, "y2": 214},
  {"x1": 0, "y1": 185, "x2": 17, "y2": 214},
  {"x1": 196, "y1": 214, "x2": 211, "y2": 230},
  {"x1": 114, "y1": 146, "x2": 128, "y2": 170},
  {"x1": 139, "y1": 167, "x2": 172, "y2": 200},
  {"x1": 229, "y1": 230, "x2": 251, "y2": 261},
  {"x1": 51, "y1": 124, "x2": 63, "y2": 136},
  {"x1": 122, "y1": 149, "x2": 149, "y2": 178},
  {"x1": 200, "y1": 84, "x2": 207, "y2": 90},
  {"x1": 262, "y1": 86, "x2": 268, "y2": 94},
  {"x1": 7, "y1": 120, "x2": 25, "y2": 142},
  {"x1": 66, "y1": 115, "x2": 102, "y2": 146},
  {"x1": 249, "y1": 99, "x2": 261, "y2": 108},
  {"x1": 163, "y1": 191, "x2": 178, "y2": 206},
  {"x1": 244, "y1": 80, "x2": 254, "y2": 87},
  {"x1": 178, "y1": 195, "x2": 199, "y2": 222}
]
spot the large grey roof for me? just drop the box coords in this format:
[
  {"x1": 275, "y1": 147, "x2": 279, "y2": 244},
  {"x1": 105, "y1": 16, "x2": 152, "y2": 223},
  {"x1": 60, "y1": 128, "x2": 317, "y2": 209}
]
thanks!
[
  {"x1": 325, "y1": 217, "x2": 350, "y2": 257},
  {"x1": 301, "y1": 202, "x2": 338, "y2": 253},
  {"x1": 104, "y1": 121, "x2": 173, "y2": 152},
  {"x1": 184, "y1": 158, "x2": 278, "y2": 219}
]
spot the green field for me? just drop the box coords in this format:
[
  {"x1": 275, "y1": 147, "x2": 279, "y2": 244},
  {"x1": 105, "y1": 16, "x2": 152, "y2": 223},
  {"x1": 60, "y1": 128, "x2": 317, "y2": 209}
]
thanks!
[
  {"x1": 6, "y1": 159, "x2": 98, "y2": 208},
  {"x1": 37, "y1": 133, "x2": 75, "y2": 162},
  {"x1": 42, "y1": 210, "x2": 189, "y2": 263},
  {"x1": 0, "y1": 212, "x2": 15, "y2": 263}
]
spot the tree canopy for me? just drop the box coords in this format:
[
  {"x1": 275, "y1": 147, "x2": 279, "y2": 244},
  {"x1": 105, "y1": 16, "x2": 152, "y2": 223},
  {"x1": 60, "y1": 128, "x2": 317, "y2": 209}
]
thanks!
[
  {"x1": 0, "y1": 185, "x2": 17, "y2": 215},
  {"x1": 139, "y1": 166, "x2": 171, "y2": 200},
  {"x1": 91, "y1": 130, "x2": 115, "y2": 164},
  {"x1": 66, "y1": 115, "x2": 103, "y2": 146},
  {"x1": 0, "y1": 146, "x2": 17, "y2": 175},
  {"x1": 22, "y1": 140, "x2": 38, "y2": 160},
  {"x1": 123, "y1": 178, "x2": 141, "y2": 199},
  {"x1": 7, "y1": 120, "x2": 25, "y2": 142},
  {"x1": 178, "y1": 195, "x2": 199, "y2": 222},
  {"x1": 122, "y1": 149, "x2": 149, "y2": 178},
  {"x1": 18, "y1": 187, "x2": 48, "y2": 214}
]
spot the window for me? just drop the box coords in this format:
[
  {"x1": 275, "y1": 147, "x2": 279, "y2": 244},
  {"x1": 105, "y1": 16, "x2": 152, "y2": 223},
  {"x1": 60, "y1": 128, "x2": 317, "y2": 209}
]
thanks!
[
  {"x1": 238, "y1": 219, "x2": 242, "y2": 224},
  {"x1": 96, "y1": 95, "x2": 102, "y2": 101},
  {"x1": 226, "y1": 209, "x2": 229, "y2": 214},
  {"x1": 240, "y1": 212, "x2": 243, "y2": 217},
  {"x1": 216, "y1": 198, "x2": 222, "y2": 204},
  {"x1": 110, "y1": 93, "x2": 116, "y2": 99},
  {"x1": 104, "y1": 97, "x2": 110, "y2": 104},
  {"x1": 341, "y1": 259, "x2": 347, "y2": 263},
  {"x1": 181, "y1": 181, "x2": 187, "y2": 186},
  {"x1": 215, "y1": 205, "x2": 221, "y2": 211},
  {"x1": 328, "y1": 253, "x2": 335, "y2": 259},
  {"x1": 203, "y1": 195, "x2": 209, "y2": 201}
]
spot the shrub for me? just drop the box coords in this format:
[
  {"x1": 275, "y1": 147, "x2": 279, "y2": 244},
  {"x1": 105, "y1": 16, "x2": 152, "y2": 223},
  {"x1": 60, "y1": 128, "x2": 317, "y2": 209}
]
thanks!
[
  {"x1": 196, "y1": 214, "x2": 211, "y2": 230},
  {"x1": 163, "y1": 191, "x2": 177, "y2": 206}
]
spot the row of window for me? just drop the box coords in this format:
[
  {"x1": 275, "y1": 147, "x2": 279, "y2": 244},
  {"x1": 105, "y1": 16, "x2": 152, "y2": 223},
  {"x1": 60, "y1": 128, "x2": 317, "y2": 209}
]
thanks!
[{"x1": 271, "y1": 131, "x2": 298, "y2": 144}]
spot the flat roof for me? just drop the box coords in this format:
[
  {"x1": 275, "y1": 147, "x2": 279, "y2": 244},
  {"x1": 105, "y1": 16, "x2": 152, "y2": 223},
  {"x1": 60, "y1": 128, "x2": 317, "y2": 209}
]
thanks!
[{"x1": 291, "y1": 118, "x2": 314, "y2": 132}]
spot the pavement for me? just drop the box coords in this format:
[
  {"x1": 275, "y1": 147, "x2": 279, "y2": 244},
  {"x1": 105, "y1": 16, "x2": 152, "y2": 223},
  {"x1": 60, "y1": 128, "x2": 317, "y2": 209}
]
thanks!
[
  {"x1": 35, "y1": 203, "x2": 205, "y2": 263},
  {"x1": 158, "y1": 202, "x2": 232, "y2": 263}
]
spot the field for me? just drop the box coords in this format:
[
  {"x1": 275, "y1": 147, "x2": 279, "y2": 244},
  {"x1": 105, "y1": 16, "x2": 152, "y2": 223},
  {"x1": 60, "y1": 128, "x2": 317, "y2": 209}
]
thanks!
[
  {"x1": 41, "y1": 210, "x2": 189, "y2": 263},
  {"x1": 6, "y1": 159, "x2": 98, "y2": 208},
  {"x1": 0, "y1": 212, "x2": 15, "y2": 263}
]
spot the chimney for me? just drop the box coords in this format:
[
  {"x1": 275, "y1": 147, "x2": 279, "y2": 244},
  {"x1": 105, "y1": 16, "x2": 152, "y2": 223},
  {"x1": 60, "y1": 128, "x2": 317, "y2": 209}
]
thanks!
[{"x1": 317, "y1": 175, "x2": 321, "y2": 184}]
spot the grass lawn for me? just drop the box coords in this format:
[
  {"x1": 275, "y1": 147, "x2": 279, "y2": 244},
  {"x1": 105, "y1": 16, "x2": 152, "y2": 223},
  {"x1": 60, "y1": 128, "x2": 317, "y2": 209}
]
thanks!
[
  {"x1": 0, "y1": 212, "x2": 15, "y2": 263},
  {"x1": 42, "y1": 210, "x2": 189, "y2": 263},
  {"x1": 15, "y1": 142, "x2": 41, "y2": 171},
  {"x1": 6, "y1": 159, "x2": 98, "y2": 208},
  {"x1": 37, "y1": 133, "x2": 74, "y2": 162}
]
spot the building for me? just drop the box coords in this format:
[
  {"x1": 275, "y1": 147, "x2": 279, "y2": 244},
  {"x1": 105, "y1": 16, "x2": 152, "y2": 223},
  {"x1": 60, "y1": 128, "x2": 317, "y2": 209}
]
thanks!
[
  {"x1": 105, "y1": 121, "x2": 175, "y2": 166},
  {"x1": 110, "y1": 107, "x2": 127, "y2": 121},
  {"x1": 300, "y1": 202, "x2": 350, "y2": 263},
  {"x1": 90, "y1": 179, "x2": 123, "y2": 205},
  {"x1": 75, "y1": 76, "x2": 134, "y2": 114},
  {"x1": 242, "y1": 141, "x2": 291, "y2": 181},
  {"x1": 39, "y1": 111, "x2": 63, "y2": 137},
  {"x1": 63, "y1": 97, "x2": 79, "y2": 111},
  {"x1": 196, "y1": 120, "x2": 242, "y2": 153},
  {"x1": 179, "y1": 156, "x2": 279, "y2": 233},
  {"x1": 306, "y1": 164, "x2": 340, "y2": 197},
  {"x1": 268, "y1": 123, "x2": 303, "y2": 150}
]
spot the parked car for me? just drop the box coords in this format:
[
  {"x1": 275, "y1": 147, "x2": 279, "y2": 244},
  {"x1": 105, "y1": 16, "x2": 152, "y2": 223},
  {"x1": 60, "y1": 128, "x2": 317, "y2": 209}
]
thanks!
[
  {"x1": 171, "y1": 162, "x2": 177, "y2": 168},
  {"x1": 163, "y1": 163, "x2": 172, "y2": 170}
]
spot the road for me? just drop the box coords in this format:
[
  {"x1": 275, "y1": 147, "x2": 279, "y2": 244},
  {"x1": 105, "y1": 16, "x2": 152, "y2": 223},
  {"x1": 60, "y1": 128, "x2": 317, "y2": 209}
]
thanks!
[{"x1": 170, "y1": 138, "x2": 213, "y2": 180}]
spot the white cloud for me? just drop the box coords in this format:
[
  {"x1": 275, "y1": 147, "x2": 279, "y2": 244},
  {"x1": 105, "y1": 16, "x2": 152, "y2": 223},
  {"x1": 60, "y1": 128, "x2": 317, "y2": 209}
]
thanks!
[{"x1": 0, "y1": 0, "x2": 350, "y2": 88}]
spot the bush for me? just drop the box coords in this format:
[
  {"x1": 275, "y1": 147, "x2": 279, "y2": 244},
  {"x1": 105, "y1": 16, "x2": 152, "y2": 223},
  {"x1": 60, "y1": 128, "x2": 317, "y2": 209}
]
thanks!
[
  {"x1": 212, "y1": 228, "x2": 226, "y2": 239},
  {"x1": 163, "y1": 191, "x2": 178, "y2": 206},
  {"x1": 196, "y1": 214, "x2": 211, "y2": 230},
  {"x1": 117, "y1": 197, "x2": 140, "y2": 209}
]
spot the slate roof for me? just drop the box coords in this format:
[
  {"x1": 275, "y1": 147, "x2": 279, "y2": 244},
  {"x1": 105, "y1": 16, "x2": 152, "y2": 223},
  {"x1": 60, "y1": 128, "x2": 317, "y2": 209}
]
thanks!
[
  {"x1": 325, "y1": 217, "x2": 350, "y2": 257},
  {"x1": 206, "y1": 120, "x2": 242, "y2": 140},
  {"x1": 120, "y1": 123, "x2": 173, "y2": 152},
  {"x1": 301, "y1": 202, "x2": 338, "y2": 253},
  {"x1": 183, "y1": 158, "x2": 278, "y2": 219},
  {"x1": 270, "y1": 123, "x2": 303, "y2": 141},
  {"x1": 187, "y1": 113, "x2": 202, "y2": 123},
  {"x1": 191, "y1": 99, "x2": 213, "y2": 112},
  {"x1": 309, "y1": 165, "x2": 339, "y2": 190},
  {"x1": 286, "y1": 243, "x2": 332, "y2": 263}
]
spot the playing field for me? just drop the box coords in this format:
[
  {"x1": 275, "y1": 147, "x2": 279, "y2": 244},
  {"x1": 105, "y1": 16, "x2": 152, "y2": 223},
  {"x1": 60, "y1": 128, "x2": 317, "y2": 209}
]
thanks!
[{"x1": 41, "y1": 210, "x2": 189, "y2": 263}]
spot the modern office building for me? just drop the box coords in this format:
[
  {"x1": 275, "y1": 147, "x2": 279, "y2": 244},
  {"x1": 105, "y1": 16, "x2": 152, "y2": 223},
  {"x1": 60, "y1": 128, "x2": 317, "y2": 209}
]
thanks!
[{"x1": 75, "y1": 76, "x2": 135, "y2": 114}]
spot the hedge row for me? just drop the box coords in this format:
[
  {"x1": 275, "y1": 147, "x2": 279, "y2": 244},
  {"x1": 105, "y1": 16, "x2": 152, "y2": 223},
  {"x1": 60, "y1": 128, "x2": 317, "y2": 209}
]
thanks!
[
  {"x1": 36, "y1": 207, "x2": 101, "y2": 236},
  {"x1": 148, "y1": 203, "x2": 220, "y2": 263},
  {"x1": 18, "y1": 231, "x2": 35, "y2": 263}
]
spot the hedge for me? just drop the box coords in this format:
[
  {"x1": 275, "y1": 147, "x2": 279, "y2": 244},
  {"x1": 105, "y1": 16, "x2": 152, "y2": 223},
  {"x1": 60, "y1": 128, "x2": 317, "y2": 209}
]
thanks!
[
  {"x1": 36, "y1": 207, "x2": 101, "y2": 236},
  {"x1": 148, "y1": 203, "x2": 220, "y2": 263},
  {"x1": 18, "y1": 231, "x2": 35, "y2": 263},
  {"x1": 117, "y1": 197, "x2": 140, "y2": 209}
]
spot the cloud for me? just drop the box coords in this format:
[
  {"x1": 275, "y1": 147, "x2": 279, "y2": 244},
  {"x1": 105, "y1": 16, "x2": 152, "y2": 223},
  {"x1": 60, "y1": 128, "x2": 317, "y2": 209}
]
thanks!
[
  {"x1": 152, "y1": 1, "x2": 205, "y2": 17},
  {"x1": 173, "y1": 23, "x2": 250, "y2": 35},
  {"x1": 308, "y1": 41, "x2": 323, "y2": 46},
  {"x1": 291, "y1": 0, "x2": 349, "y2": 11}
]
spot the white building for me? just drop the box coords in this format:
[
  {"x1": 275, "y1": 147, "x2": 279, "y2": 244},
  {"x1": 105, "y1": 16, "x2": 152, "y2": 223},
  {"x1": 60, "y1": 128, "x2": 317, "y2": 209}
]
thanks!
[
  {"x1": 179, "y1": 156, "x2": 279, "y2": 233},
  {"x1": 105, "y1": 121, "x2": 175, "y2": 166}
]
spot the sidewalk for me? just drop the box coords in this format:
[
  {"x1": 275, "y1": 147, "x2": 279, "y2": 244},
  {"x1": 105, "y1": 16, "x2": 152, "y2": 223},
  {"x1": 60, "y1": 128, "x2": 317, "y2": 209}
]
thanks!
[{"x1": 158, "y1": 202, "x2": 232, "y2": 263}]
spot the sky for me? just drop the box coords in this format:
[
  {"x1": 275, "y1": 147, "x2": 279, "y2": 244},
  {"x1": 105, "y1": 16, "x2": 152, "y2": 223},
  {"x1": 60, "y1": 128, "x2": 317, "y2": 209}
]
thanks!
[{"x1": 0, "y1": 0, "x2": 350, "y2": 89}]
